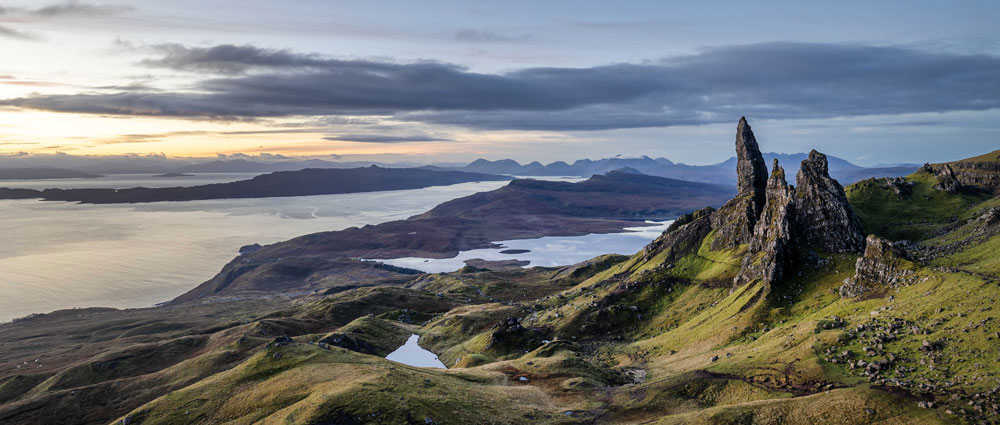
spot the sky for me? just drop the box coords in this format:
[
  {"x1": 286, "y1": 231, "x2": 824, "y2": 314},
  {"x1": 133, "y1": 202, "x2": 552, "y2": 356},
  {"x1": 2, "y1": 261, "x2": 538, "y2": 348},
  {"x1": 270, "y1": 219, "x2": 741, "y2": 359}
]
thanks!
[{"x1": 0, "y1": 0, "x2": 998, "y2": 166}]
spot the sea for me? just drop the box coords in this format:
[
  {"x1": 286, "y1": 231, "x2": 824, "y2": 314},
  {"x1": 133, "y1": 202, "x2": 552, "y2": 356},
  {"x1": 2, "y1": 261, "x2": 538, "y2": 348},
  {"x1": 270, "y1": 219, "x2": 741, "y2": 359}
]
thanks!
[{"x1": 0, "y1": 173, "x2": 667, "y2": 322}]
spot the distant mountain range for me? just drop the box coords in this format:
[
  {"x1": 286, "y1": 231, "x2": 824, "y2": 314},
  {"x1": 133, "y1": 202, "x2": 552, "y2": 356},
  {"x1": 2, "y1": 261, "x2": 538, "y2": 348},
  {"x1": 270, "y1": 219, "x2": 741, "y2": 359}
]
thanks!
[
  {"x1": 0, "y1": 168, "x2": 102, "y2": 180},
  {"x1": 426, "y1": 153, "x2": 919, "y2": 186},
  {"x1": 171, "y1": 159, "x2": 387, "y2": 174},
  {"x1": 0, "y1": 153, "x2": 918, "y2": 187}
]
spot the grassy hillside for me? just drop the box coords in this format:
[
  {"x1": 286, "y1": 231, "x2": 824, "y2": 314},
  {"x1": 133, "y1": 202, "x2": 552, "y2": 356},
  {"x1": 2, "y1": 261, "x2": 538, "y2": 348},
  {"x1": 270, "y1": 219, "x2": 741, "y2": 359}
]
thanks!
[{"x1": 3, "y1": 149, "x2": 1000, "y2": 425}]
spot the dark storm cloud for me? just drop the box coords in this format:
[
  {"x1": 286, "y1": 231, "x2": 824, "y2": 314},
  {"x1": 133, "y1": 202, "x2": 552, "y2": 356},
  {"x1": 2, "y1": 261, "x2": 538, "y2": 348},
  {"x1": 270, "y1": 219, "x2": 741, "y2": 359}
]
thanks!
[
  {"x1": 137, "y1": 44, "x2": 333, "y2": 74},
  {"x1": 3, "y1": 42, "x2": 999, "y2": 130},
  {"x1": 323, "y1": 134, "x2": 452, "y2": 143}
]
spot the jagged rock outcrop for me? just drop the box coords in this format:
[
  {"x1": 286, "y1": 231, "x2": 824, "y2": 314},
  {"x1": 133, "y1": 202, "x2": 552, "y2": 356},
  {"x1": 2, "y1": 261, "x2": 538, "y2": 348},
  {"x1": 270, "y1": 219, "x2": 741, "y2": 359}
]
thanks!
[
  {"x1": 643, "y1": 207, "x2": 714, "y2": 263},
  {"x1": 646, "y1": 118, "x2": 867, "y2": 290},
  {"x1": 734, "y1": 160, "x2": 796, "y2": 287},
  {"x1": 711, "y1": 117, "x2": 769, "y2": 250},
  {"x1": 980, "y1": 207, "x2": 1000, "y2": 227},
  {"x1": 839, "y1": 235, "x2": 916, "y2": 298},
  {"x1": 485, "y1": 317, "x2": 550, "y2": 355},
  {"x1": 664, "y1": 206, "x2": 715, "y2": 233},
  {"x1": 849, "y1": 177, "x2": 914, "y2": 199},
  {"x1": 922, "y1": 163, "x2": 964, "y2": 193},
  {"x1": 318, "y1": 333, "x2": 378, "y2": 355},
  {"x1": 794, "y1": 150, "x2": 866, "y2": 254}
]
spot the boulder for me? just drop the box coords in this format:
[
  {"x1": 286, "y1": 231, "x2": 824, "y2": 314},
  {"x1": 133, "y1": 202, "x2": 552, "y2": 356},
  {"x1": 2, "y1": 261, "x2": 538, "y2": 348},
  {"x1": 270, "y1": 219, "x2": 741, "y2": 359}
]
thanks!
[
  {"x1": 317, "y1": 333, "x2": 378, "y2": 355},
  {"x1": 839, "y1": 235, "x2": 916, "y2": 298},
  {"x1": 271, "y1": 335, "x2": 293, "y2": 346}
]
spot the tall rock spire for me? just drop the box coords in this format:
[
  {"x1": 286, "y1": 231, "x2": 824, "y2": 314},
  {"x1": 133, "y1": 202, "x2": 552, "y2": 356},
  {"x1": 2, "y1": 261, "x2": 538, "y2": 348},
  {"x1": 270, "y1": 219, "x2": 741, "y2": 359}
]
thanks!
[
  {"x1": 710, "y1": 117, "x2": 770, "y2": 250},
  {"x1": 735, "y1": 116, "x2": 769, "y2": 214}
]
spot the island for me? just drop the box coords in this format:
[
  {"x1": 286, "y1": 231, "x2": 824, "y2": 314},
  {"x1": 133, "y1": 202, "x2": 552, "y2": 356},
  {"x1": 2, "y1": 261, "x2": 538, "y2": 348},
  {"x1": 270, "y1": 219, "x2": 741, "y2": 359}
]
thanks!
[
  {"x1": 0, "y1": 166, "x2": 511, "y2": 203},
  {"x1": 152, "y1": 172, "x2": 195, "y2": 178},
  {"x1": 171, "y1": 170, "x2": 734, "y2": 303}
]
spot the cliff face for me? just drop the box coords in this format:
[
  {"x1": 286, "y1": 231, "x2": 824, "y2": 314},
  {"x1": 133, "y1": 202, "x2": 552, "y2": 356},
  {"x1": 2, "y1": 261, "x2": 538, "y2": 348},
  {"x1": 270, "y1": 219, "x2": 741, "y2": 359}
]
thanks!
[
  {"x1": 710, "y1": 117, "x2": 769, "y2": 250},
  {"x1": 922, "y1": 150, "x2": 1000, "y2": 194},
  {"x1": 735, "y1": 117, "x2": 770, "y2": 210},
  {"x1": 794, "y1": 150, "x2": 866, "y2": 253}
]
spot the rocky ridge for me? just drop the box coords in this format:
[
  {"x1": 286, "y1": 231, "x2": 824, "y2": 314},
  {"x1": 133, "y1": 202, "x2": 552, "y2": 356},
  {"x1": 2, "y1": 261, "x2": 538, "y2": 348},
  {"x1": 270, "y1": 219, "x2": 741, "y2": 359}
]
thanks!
[{"x1": 922, "y1": 150, "x2": 1000, "y2": 194}]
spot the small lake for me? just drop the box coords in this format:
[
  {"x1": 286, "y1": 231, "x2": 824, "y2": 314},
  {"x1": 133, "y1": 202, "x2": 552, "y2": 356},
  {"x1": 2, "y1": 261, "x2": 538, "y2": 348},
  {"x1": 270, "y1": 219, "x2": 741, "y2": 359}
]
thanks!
[
  {"x1": 375, "y1": 220, "x2": 673, "y2": 273},
  {"x1": 385, "y1": 334, "x2": 446, "y2": 368}
]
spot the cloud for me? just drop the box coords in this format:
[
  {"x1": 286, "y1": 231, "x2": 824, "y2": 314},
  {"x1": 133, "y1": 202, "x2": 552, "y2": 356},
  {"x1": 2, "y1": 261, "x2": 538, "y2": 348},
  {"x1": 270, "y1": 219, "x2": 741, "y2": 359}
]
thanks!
[
  {"x1": 136, "y1": 43, "x2": 332, "y2": 74},
  {"x1": 562, "y1": 19, "x2": 665, "y2": 29},
  {"x1": 453, "y1": 29, "x2": 527, "y2": 43},
  {"x1": 0, "y1": 24, "x2": 40, "y2": 41},
  {"x1": 98, "y1": 134, "x2": 165, "y2": 144},
  {"x1": 216, "y1": 152, "x2": 292, "y2": 160},
  {"x1": 0, "y1": 2, "x2": 131, "y2": 41},
  {"x1": 3, "y1": 42, "x2": 999, "y2": 131},
  {"x1": 0, "y1": 1, "x2": 133, "y2": 18},
  {"x1": 0, "y1": 74, "x2": 71, "y2": 87},
  {"x1": 323, "y1": 134, "x2": 452, "y2": 143},
  {"x1": 31, "y1": 1, "x2": 132, "y2": 17}
]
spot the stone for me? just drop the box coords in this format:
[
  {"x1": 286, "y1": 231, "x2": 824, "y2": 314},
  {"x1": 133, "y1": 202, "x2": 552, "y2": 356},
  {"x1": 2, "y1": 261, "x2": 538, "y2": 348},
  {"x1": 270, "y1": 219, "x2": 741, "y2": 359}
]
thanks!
[
  {"x1": 840, "y1": 235, "x2": 916, "y2": 298},
  {"x1": 318, "y1": 333, "x2": 378, "y2": 355},
  {"x1": 794, "y1": 150, "x2": 866, "y2": 254},
  {"x1": 644, "y1": 207, "x2": 714, "y2": 263},
  {"x1": 979, "y1": 208, "x2": 1000, "y2": 227},
  {"x1": 923, "y1": 163, "x2": 964, "y2": 193},
  {"x1": 923, "y1": 152, "x2": 1000, "y2": 193},
  {"x1": 735, "y1": 117, "x2": 769, "y2": 204},
  {"x1": 734, "y1": 159, "x2": 796, "y2": 287},
  {"x1": 710, "y1": 117, "x2": 769, "y2": 250},
  {"x1": 271, "y1": 335, "x2": 293, "y2": 346},
  {"x1": 485, "y1": 317, "x2": 549, "y2": 354}
]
